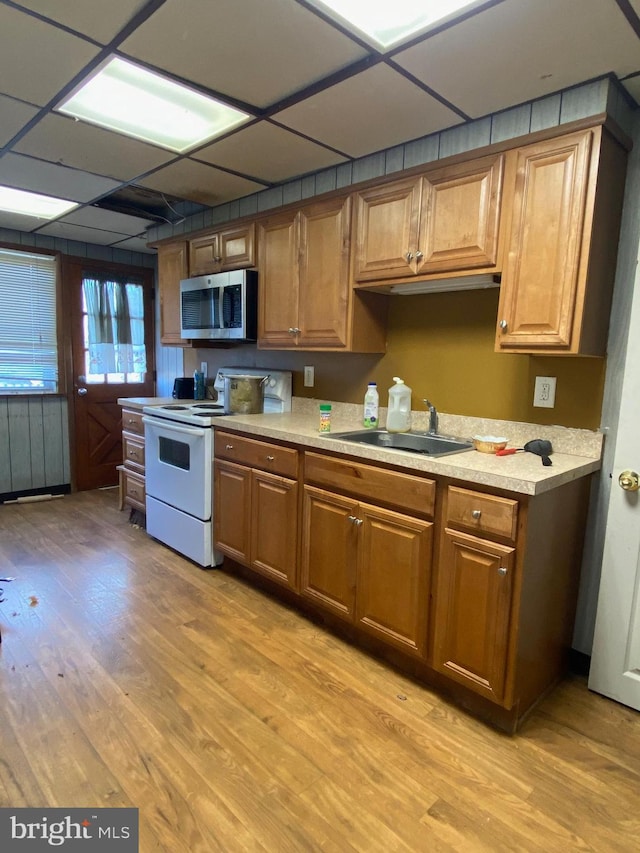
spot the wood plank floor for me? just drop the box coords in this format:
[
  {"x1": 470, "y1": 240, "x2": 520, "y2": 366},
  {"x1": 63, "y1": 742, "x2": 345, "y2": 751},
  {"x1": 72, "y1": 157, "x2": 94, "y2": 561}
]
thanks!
[{"x1": 1, "y1": 489, "x2": 639, "y2": 852}]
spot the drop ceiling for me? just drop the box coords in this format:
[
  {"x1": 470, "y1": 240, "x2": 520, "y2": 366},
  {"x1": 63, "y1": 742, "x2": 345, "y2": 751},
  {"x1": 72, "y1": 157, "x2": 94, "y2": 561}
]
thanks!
[{"x1": 0, "y1": 0, "x2": 638, "y2": 255}]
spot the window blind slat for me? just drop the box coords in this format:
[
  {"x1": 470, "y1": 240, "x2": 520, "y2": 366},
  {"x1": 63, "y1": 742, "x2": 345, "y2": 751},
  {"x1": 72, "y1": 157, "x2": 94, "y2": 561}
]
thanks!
[{"x1": 0, "y1": 249, "x2": 58, "y2": 392}]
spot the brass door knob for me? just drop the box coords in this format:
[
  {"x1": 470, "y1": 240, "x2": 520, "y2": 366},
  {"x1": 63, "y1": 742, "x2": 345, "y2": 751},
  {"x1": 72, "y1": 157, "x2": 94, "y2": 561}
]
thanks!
[{"x1": 618, "y1": 470, "x2": 640, "y2": 491}]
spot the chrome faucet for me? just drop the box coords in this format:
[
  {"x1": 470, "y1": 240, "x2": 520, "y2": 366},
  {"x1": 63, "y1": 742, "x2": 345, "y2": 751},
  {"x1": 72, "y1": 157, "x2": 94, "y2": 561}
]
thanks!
[{"x1": 423, "y1": 399, "x2": 438, "y2": 435}]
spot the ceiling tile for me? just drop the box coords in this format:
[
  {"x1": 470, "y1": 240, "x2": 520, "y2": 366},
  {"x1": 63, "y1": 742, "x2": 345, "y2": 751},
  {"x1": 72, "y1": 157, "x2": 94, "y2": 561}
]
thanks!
[
  {"x1": 0, "y1": 95, "x2": 40, "y2": 146},
  {"x1": 394, "y1": 0, "x2": 640, "y2": 119},
  {"x1": 0, "y1": 5, "x2": 100, "y2": 106},
  {"x1": 14, "y1": 0, "x2": 150, "y2": 44},
  {"x1": 120, "y1": 0, "x2": 369, "y2": 109},
  {"x1": 0, "y1": 153, "x2": 121, "y2": 202},
  {"x1": 61, "y1": 206, "x2": 155, "y2": 235},
  {"x1": 36, "y1": 220, "x2": 135, "y2": 244},
  {"x1": 0, "y1": 209, "x2": 45, "y2": 232},
  {"x1": 275, "y1": 64, "x2": 461, "y2": 158},
  {"x1": 110, "y1": 235, "x2": 155, "y2": 254},
  {"x1": 138, "y1": 159, "x2": 266, "y2": 207},
  {"x1": 194, "y1": 121, "x2": 347, "y2": 183},
  {"x1": 14, "y1": 114, "x2": 176, "y2": 181}
]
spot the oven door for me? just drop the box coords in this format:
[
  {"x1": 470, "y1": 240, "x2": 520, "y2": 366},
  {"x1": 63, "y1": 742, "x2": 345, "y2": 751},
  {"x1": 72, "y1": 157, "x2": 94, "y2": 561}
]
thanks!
[{"x1": 143, "y1": 416, "x2": 212, "y2": 520}]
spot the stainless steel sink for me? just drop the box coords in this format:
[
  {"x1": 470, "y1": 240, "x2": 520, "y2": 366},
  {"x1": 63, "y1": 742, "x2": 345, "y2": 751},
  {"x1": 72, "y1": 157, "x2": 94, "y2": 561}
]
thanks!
[{"x1": 324, "y1": 429, "x2": 473, "y2": 457}]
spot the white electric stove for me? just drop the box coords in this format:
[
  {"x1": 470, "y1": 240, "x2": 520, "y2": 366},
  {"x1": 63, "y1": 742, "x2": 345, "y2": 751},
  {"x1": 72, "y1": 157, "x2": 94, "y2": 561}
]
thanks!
[{"x1": 141, "y1": 367, "x2": 292, "y2": 568}]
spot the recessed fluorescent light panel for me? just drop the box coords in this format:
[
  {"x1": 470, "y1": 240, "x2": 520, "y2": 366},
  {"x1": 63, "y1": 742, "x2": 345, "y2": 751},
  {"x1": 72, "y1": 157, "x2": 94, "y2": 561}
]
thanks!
[
  {"x1": 311, "y1": 0, "x2": 485, "y2": 48},
  {"x1": 57, "y1": 57, "x2": 251, "y2": 153},
  {"x1": 0, "y1": 186, "x2": 78, "y2": 219}
]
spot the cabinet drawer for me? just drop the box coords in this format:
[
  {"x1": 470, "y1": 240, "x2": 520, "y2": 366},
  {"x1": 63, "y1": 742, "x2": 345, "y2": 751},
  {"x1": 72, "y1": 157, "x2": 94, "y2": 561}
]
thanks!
[
  {"x1": 121, "y1": 467, "x2": 145, "y2": 511},
  {"x1": 123, "y1": 434, "x2": 145, "y2": 471},
  {"x1": 446, "y1": 486, "x2": 518, "y2": 541},
  {"x1": 305, "y1": 451, "x2": 435, "y2": 517},
  {"x1": 215, "y1": 431, "x2": 298, "y2": 478},
  {"x1": 121, "y1": 409, "x2": 144, "y2": 436}
]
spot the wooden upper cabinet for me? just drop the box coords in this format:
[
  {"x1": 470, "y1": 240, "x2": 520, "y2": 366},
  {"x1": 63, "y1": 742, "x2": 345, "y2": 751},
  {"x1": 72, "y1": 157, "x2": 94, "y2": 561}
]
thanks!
[
  {"x1": 353, "y1": 154, "x2": 504, "y2": 283},
  {"x1": 496, "y1": 126, "x2": 627, "y2": 355},
  {"x1": 257, "y1": 209, "x2": 300, "y2": 348},
  {"x1": 157, "y1": 241, "x2": 190, "y2": 346},
  {"x1": 353, "y1": 177, "x2": 421, "y2": 280},
  {"x1": 258, "y1": 195, "x2": 386, "y2": 352},
  {"x1": 189, "y1": 222, "x2": 255, "y2": 276}
]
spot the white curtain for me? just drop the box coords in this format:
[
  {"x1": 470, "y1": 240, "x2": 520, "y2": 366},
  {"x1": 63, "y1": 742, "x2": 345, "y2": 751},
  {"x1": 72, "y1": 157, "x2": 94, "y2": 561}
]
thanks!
[{"x1": 83, "y1": 276, "x2": 146, "y2": 375}]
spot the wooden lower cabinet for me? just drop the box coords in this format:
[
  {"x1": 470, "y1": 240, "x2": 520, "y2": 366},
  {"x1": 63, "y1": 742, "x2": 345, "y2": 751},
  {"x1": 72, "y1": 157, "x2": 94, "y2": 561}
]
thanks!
[
  {"x1": 301, "y1": 484, "x2": 433, "y2": 656},
  {"x1": 213, "y1": 431, "x2": 299, "y2": 590},
  {"x1": 118, "y1": 407, "x2": 146, "y2": 513},
  {"x1": 213, "y1": 435, "x2": 591, "y2": 730},
  {"x1": 431, "y1": 529, "x2": 515, "y2": 703}
]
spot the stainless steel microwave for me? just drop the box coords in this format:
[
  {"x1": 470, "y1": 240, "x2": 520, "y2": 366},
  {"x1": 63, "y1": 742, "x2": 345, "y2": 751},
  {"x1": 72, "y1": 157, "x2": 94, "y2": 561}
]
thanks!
[{"x1": 179, "y1": 269, "x2": 258, "y2": 340}]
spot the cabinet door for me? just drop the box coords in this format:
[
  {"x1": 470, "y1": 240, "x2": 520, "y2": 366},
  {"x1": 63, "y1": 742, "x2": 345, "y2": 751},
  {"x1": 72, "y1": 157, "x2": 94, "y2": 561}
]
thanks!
[
  {"x1": 251, "y1": 470, "x2": 298, "y2": 590},
  {"x1": 357, "y1": 502, "x2": 433, "y2": 656},
  {"x1": 301, "y1": 485, "x2": 358, "y2": 621},
  {"x1": 418, "y1": 154, "x2": 503, "y2": 275},
  {"x1": 158, "y1": 242, "x2": 189, "y2": 345},
  {"x1": 353, "y1": 177, "x2": 421, "y2": 281},
  {"x1": 432, "y1": 529, "x2": 515, "y2": 704},
  {"x1": 213, "y1": 460, "x2": 251, "y2": 564},
  {"x1": 189, "y1": 233, "x2": 221, "y2": 276},
  {"x1": 298, "y1": 196, "x2": 351, "y2": 348},
  {"x1": 257, "y1": 210, "x2": 300, "y2": 347},
  {"x1": 496, "y1": 130, "x2": 593, "y2": 352},
  {"x1": 220, "y1": 223, "x2": 255, "y2": 270}
]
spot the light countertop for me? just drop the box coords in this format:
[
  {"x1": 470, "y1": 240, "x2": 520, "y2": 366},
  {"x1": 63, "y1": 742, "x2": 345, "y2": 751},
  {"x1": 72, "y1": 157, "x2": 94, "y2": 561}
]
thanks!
[{"x1": 210, "y1": 401, "x2": 603, "y2": 497}]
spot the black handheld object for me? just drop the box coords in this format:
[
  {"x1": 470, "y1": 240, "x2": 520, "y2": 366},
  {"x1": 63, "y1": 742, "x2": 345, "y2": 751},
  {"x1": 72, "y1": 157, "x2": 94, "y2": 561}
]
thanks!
[{"x1": 524, "y1": 439, "x2": 553, "y2": 466}]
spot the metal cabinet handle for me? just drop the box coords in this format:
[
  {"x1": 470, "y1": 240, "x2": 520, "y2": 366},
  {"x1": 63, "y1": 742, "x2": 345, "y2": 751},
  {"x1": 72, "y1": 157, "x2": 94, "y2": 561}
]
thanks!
[
  {"x1": 415, "y1": 250, "x2": 423, "y2": 260},
  {"x1": 77, "y1": 388, "x2": 87, "y2": 396},
  {"x1": 266, "y1": 455, "x2": 275, "y2": 461},
  {"x1": 471, "y1": 509, "x2": 482, "y2": 519},
  {"x1": 406, "y1": 251, "x2": 413, "y2": 262},
  {"x1": 498, "y1": 567, "x2": 508, "y2": 576},
  {"x1": 347, "y1": 515, "x2": 363, "y2": 526},
  {"x1": 288, "y1": 327, "x2": 301, "y2": 335},
  {"x1": 225, "y1": 444, "x2": 234, "y2": 450},
  {"x1": 499, "y1": 319, "x2": 508, "y2": 330}
]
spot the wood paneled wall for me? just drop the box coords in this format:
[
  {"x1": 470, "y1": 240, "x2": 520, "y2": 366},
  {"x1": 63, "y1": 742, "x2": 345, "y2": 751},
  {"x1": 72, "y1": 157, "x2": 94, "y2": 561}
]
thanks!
[{"x1": 0, "y1": 396, "x2": 70, "y2": 497}]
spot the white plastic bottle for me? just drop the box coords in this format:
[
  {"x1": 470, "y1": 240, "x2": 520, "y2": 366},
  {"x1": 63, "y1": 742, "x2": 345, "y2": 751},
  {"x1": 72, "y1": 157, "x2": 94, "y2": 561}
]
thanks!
[
  {"x1": 363, "y1": 382, "x2": 379, "y2": 428},
  {"x1": 386, "y1": 377, "x2": 412, "y2": 433}
]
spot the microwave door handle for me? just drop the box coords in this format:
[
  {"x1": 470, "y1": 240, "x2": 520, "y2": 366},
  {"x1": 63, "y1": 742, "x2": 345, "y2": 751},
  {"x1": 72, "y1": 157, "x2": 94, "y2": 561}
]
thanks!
[{"x1": 221, "y1": 286, "x2": 231, "y2": 329}]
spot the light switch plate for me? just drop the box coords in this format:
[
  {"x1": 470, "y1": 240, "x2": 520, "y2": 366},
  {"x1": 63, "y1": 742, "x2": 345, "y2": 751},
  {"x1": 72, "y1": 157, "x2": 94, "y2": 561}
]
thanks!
[{"x1": 534, "y1": 376, "x2": 556, "y2": 408}]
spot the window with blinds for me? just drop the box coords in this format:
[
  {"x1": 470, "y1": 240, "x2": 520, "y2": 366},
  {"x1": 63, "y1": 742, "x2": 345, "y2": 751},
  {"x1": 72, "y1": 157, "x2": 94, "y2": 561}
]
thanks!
[{"x1": 0, "y1": 248, "x2": 58, "y2": 393}]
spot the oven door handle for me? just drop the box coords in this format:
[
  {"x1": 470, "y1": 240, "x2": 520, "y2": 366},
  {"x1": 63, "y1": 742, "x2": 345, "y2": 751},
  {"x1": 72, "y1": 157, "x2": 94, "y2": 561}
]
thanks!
[{"x1": 142, "y1": 416, "x2": 207, "y2": 437}]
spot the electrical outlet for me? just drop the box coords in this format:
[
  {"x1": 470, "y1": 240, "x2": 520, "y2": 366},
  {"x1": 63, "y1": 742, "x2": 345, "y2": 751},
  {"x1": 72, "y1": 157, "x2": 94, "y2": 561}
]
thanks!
[
  {"x1": 200, "y1": 361, "x2": 207, "y2": 379},
  {"x1": 533, "y1": 376, "x2": 556, "y2": 408},
  {"x1": 304, "y1": 366, "x2": 315, "y2": 387}
]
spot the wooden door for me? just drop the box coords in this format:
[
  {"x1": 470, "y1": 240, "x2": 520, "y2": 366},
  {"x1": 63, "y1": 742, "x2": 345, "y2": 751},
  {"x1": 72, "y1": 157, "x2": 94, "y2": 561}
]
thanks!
[
  {"x1": 301, "y1": 485, "x2": 358, "y2": 621},
  {"x1": 257, "y1": 210, "x2": 300, "y2": 347},
  {"x1": 213, "y1": 460, "x2": 251, "y2": 564},
  {"x1": 158, "y1": 242, "x2": 190, "y2": 345},
  {"x1": 250, "y1": 470, "x2": 298, "y2": 590},
  {"x1": 220, "y1": 222, "x2": 255, "y2": 270},
  {"x1": 66, "y1": 257, "x2": 155, "y2": 491},
  {"x1": 188, "y1": 233, "x2": 221, "y2": 276},
  {"x1": 353, "y1": 177, "x2": 421, "y2": 281},
  {"x1": 418, "y1": 154, "x2": 503, "y2": 275},
  {"x1": 496, "y1": 130, "x2": 593, "y2": 352},
  {"x1": 357, "y1": 502, "x2": 433, "y2": 656},
  {"x1": 298, "y1": 196, "x2": 351, "y2": 348},
  {"x1": 432, "y1": 529, "x2": 515, "y2": 703}
]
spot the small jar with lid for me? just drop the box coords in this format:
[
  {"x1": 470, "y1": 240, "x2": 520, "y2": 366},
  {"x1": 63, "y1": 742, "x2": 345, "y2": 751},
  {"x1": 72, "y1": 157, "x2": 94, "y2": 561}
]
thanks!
[{"x1": 319, "y1": 403, "x2": 332, "y2": 432}]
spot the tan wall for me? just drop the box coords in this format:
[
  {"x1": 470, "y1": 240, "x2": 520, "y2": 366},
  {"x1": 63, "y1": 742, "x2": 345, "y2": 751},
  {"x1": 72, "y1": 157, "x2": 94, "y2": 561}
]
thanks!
[{"x1": 187, "y1": 289, "x2": 605, "y2": 430}]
